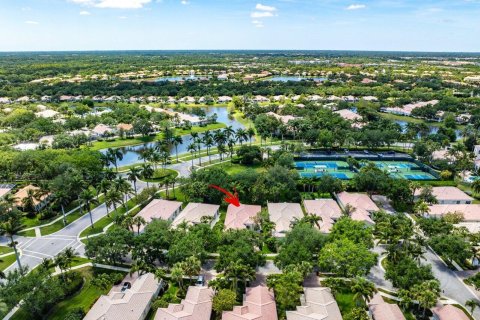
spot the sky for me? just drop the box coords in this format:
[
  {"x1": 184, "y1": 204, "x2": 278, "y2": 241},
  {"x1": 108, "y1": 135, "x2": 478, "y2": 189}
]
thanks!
[{"x1": 0, "y1": 0, "x2": 479, "y2": 52}]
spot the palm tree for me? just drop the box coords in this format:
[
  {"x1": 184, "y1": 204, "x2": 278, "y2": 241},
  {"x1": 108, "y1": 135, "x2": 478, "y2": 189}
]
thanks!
[
  {"x1": 133, "y1": 215, "x2": 146, "y2": 235},
  {"x1": 414, "y1": 201, "x2": 430, "y2": 216},
  {"x1": 0, "y1": 210, "x2": 24, "y2": 271},
  {"x1": 341, "y1": 204, "x2": 356, "y2": 217},
  {"x1": 236, "y1": 128, "x2": 248, "y2": 145},
  {"x1": 114, "y1": 177, "x2": 134, "y2": 211},
  {"x1": 247, "y1": 127, "x2": 255, "y2": 145},
  {"x1": 202, "y1": 131, "x2": 214, "y2": 164},
  {"x1": 171, "y1": 262, "x2": 185, "y2": 291},
  {"x1": 52, "y1": 190, "x2": 70, "y2": 226},
  {"x1": 183, "y1": 256, "x2": 202, "y2": 284},
  {"x1": 472, "y1": 179, "x2": 480, "y2": 196},
  {"x1": 80, "y1": 188, "x2": 99, "y2": 229},
  {"x1": 303, "y1": 214, "x2": 322, "y2": 229},
  {"x1": 127, "y1": 167, "x2": 142, "y2": 196},
  {"x1": 224, "y1": 126, "x2": 235, "y2": 140},
  {"x1": 141, "y1": 163, "x2": 154, "y2": 188},
  {"x1": 172, "y1": 135, "x2": 183, "y2": 163},
  {"x1": 224, "y1": 259, "x2": 255, "y2": 292},
  {"x1": 160, "y1": 151, "x2": 171, "y2": 170},
  {"x1": 151, "y1": 151, "x2": 161, "y2": 170},
  {"x1": 122, "y1": 216, "x2": 134, "y2": 231},
  {"x1": 351, "y1": 277, "x2": 377, "y2": 305},
  {"x1": 21, "y1": 188, "x2": 37, "y2": 216},
  {"x1": 139, "y1": 148, "x2": 154, "y2": 164},
  {"x1": 105, "y1": 189, "x2": 122, "y2": 217},
  {"x1": 187, "y1": 143, "x2": 196, "y2": 169},
  {"x1": 107, "y1": 148, "x2": 124, "y2": 172}
]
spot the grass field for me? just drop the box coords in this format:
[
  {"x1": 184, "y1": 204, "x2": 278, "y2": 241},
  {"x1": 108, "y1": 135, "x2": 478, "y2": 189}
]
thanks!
[
  {"x1": 141, "y1": 168, "x2": 178, "y2": 183},
  {"x1": 0, "y1": 254, "x2": 17, "y2": 271},
  {"x1": 335, "y1": 291, "x2": 360, "y2": 316},
  {"x1": 0, "y1": 246, "x2": 13, "y2": 255}
]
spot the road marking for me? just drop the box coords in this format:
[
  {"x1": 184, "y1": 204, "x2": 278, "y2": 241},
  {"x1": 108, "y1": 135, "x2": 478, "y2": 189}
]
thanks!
[{"x1": 23, "y1": 250, "x2": 53, "y2": 258}]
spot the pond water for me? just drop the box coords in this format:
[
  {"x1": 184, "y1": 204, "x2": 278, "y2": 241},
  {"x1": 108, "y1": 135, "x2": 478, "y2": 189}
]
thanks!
[
  {"x1": 101, "y1": 106, "x2": 246, "y2": 168},
  {"x1": 395, "y1": 120, "x2": 462, "y2": 140},
  {"x1": 267, "y1": 76, "x2": 327, "y2": 82},
  {"x1": 155, "y1": 75, "x2": 210, "y2": 82}
]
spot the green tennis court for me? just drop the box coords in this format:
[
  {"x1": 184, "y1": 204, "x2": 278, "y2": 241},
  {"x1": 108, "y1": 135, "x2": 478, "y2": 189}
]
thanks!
[{"x1": 295, "y1": 161, "x2": 356, "y2": 180}]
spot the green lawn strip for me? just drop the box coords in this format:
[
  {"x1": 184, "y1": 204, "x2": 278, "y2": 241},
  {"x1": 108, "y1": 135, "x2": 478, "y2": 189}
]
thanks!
[
  {"x1": 40, "y1": 195, "x2": 106, "y2": 236},
  {"x1": 18, "y1": 229, "x2": 36, "y2": 237},
  {"x1": 159, "y1": 189, "x2": 187, "y2": 203},
  {"x1": 0, "y1": 246, "x2": 13, "y2": 255},
  {"x1": 209, "y1": 162, "x2": 265, "y2": 175},
  {"x1": 452, "y1": 304, "x2": 475, "y2": 320},
  {"x1": 335, "y1": 291, "x2": 361, "y2": 316},
  {"x1": 141, "y1": 168, "x2": 178, "y2": 183},
  {"x1": 0, "y1": 254, "x2": 17, "y2": 271},
  {"x1": 79, "y1": 198, "x2": 140, "y2": 237}
]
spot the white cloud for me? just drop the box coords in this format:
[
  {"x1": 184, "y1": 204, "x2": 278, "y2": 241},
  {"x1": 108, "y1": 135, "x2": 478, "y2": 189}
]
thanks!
[
  {"x1": 25, "y1": 20, "x2": 39, "y2": 24},
  {"x1": 68, "y1": 0, "x2": 151, "y2": 9},
  {"x1": 251, "y1": 11, "x2": 274, "y2": 18},
  {"x1": 252, "y1": 20, "x2": 264, "y2": 28},
  {"x1": 181, "y1": 0, "x2": 189, "y2": 4},
  {"x1": 346, "y1": 4, "x2": 366, "y2": 10},
  {"x1": 79, "y1": 10, "x2": 91, "y2": 15},
  {"x1": 256, "y1": 3, "x2": 276, "y2": 11}
]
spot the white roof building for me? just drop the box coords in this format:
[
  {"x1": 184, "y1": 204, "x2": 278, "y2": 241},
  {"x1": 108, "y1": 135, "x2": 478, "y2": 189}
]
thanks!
[
  {"x1": 286, "y1": 287, "x2": 342, "y2": 320},
  {"x1": 171, "y1": 203, "x2": 220, "y2": 228},
  {"x1": 267, "y1": 202, "x2": 304, "y2": 237}
]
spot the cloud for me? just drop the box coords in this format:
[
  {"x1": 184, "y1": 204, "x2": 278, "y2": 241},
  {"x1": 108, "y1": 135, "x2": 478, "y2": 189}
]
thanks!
[
  {"x1": 252, "y1": 20, "x2": 264, "y2": 28},
  {"x1": 79, "y1": 10, "x2": 91, "y2": 15},
  {"x1": 251, "y1": 11, "x2": 274, "y2": 18},
  {"x1": 181, "y1": 0, "x2": 189, "y2": 4},
  {"x1": 25, "y1": 20, "x2": 39, "y2": 24},
  {"x1": 118, "y1": 15, "x2": 128, "y2": 19},
  {"x1": 256, "y1": 3, "x2": 276, "y2": 11},
  {"x1": 68, "y1": 0, "x2": 151, "y2": 9},
  {"x1": 346, "y1": 4, "x2": 366, "y2": 10}
]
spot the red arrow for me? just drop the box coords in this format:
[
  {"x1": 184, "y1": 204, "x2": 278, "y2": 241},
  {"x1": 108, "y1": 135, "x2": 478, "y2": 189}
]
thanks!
[{"x1": 209, "y1": 185, "x2": 241, "y2": 207}]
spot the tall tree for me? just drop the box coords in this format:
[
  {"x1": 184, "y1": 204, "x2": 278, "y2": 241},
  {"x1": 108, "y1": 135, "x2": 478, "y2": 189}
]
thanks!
[{"x1": 80, "y1": 188, "x2": 99, "y2": 229}]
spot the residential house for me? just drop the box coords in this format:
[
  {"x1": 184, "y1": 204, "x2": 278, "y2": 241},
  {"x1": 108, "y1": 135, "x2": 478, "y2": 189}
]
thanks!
[
  {"x1": 218, "y1": 96, "x2": 233, "y2": 103},
  {"x1": 224, "y1": 204, "x2": 262, "y2": 230},
  {"x1": 368, "y1": 293, "x2": 405, "y2": 320},
  {"x1": 265, "y1": 112, "x2": 297, "y2": 125},
  {"x1": 267, "y1": 202, "x2": 304, "y2": 237},
  {"x1": 335, "y1": 192, "x2": 379, "y2": 225},
  {"x1": 286, "y1": 287, "x2": 342, "y2": 320},
  {"x1": 381, "y1": 100, "x2": 439, "y2": 117},
  {"x1": 432, "y1": 305, "x2": 469, "y2": 320},
  {"x1": 426, "y1": 204, "x2": 480, "y2": 222},
  {"x1": 155, "y1": 286, "x2": 213, "y2": 320},
  {"x1": 223, "y1": 286, "x2": 278, "y2": 320},
  {"x1": 171, "y1": 203, "x2": 220, "y2": 228},
  {"x1": 14, "y1": 185, "x2": 51, "y2": 211},
  {"x1": 136, "y1": 200, "x2": 183, "y2": 232},
  {"x1": 84, "y1": 272, "x2": 162, "y2": 320},
  {"x1": 117, "y1": 123, "x2": 134, "y2": 135},
  {"x1": 303, "y1": 199, "x2": 342, "y2": 233},
  {"x1": 35, "y1": 109, "x2": 59, "y2": 119},
  {"x1": 0, "y1": 97, "x2": 12, "y2": 104},
  {"x1": 414, "y1": 187, "x2": 474, "y2": 204},
  {"x1": 92, "y1": 124, "x2": 114, "y2": 138},
  {"x1": 0, "y1": 184, "x2": 14, "y2": 199}
]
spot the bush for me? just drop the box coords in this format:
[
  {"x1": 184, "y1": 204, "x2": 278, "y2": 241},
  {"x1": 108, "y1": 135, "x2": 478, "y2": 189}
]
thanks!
[{"x1": 64, "y1": 307, "x2": 85, "y2": 320}]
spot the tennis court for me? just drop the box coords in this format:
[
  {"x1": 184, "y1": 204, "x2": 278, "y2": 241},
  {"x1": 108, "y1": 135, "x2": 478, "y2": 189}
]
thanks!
[
  {"x1": 368, "y1": 161, "x2": 437, "y2": 180},
  {"x1": 296, "y1": 161, "x2": 355, "y2": 180}
]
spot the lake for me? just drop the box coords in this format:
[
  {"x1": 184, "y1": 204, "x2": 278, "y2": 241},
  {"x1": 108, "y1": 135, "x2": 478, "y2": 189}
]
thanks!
[
  {"x1": 266, "y1": 76, "x2": 327, "y2": 82},
  {"x1": 101, "y1": 106, "x2": 247, "y2": 168},
  {"x1": 395, "y1": 120, "x2": 462, "y2": 140}
]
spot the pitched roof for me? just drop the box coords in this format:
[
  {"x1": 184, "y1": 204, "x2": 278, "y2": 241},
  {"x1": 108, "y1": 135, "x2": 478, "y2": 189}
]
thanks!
[
  {"x1": 14, "y1": 185, "x2": 49, "y2": 207},
  {"x1": 415, "y1": 187, "x2": 473, "y2": 202},
  {"x1": 224, "y1": 204, "x2": 262, "y2": 230},
  {"x1": 368, "y1": 294, "x2": 405, "y2": 320},
  {"x1": 84, "y1": 272, "x2": 160, "y2": 320},
  {"x1": 286, "y1": 287, "x2": 342, "y2": 320},
  {"x1": 223, "y1": 286, "x2": 278, "y2": 320},
  {"x1": 303, "y1": 200, "x2": 342, "y2": 233},
  {"x1": 432, "y1": 305, "x2": 469, "y2": 320},
  {"x1": 136, "y1": 199, "x2": 183, "y2": 229},
  {"x1": 267, "y1": 203, "x2": 304, "y2": 237},
  {"x1": 336, "y1": 192, "x2": 379, "y2": 225},
  {"x1": 334, "y1": 109, "x2": 362, "y2": 121},
  {"x1": 171, "y1": 203, "x2": 220, "y2": 228},
  {"x1": 155, "y1": 286, "x2": 214, "y2": 320},
  {"x1": 427, "y1": 204, "x2": 480, "y2": 222}
]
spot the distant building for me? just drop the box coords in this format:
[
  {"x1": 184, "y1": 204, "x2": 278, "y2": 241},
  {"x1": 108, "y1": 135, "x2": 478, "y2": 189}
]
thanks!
[
  {"x1": 414, "y1": 187, "x2": 473, "y2": 204},
  {"x1": 267, "y1": 202, "x2": 304, "y2": 237},
  {"x1": 171, "y1": 203, "x2": 220, "y2": 228},
  {"x1": 155, "y1": 286, "x2": 213, "y2": 320},
  {"x1": 286, "y1": 287, "x2": 342, "y2": 320},
  {"x1": 223, "y1": 286, "x2": 278, "y2": 320},
  {"x1": 92, "y1": 124, "x2": 114, "y2": 137},
  {"x1": 224, "y1": 204, "x2": 262, "y2": 230},
  {"x1": 426, "y1": 204, "x2": 480, "y2": 222},
  {"x1": 368, "y1": 293, "x2": 405, "y2": 320},
  {"x1": 14, "y1": 185, "x2": 51, "y2": 212},
  {"x1": 84, "y1": 272, "x2": 161, "y2": 320}
]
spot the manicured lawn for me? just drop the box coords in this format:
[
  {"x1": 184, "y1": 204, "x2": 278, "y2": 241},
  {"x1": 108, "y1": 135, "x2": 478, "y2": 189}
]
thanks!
[
  {"x1": 18, "y1": 229, "x2": 36, "y2": 237},
  {"x1": 11, "y1": 267, "x2": 127, "y2": 320},
  {"x1": 0, "y1": 245, "x2": 13, "y2": 255},
  {"x1": 80, "y1": 198, "x2": 140, "y2": 237},
  {"x1": 141, "y1": 168, "x2": 178, "y2": 183},
  {"x1": 159, "y1": 189, "x2": 187, "y2": 203},
  {"x1": 335, "y1": 291, "x2": 362, "y2": 316},
  {"x1": 211, "y1": 162, "x2": 265, "y2": 175},
  {"x1": 71, "y1": 256, "x2": 92, "y2": 268},
  {"x1": 0, "y1": 254, "x2": 17, "y2": 271}
]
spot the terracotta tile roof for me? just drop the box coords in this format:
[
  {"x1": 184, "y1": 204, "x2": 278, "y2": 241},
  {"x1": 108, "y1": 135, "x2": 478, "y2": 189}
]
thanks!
[
  {"x1": 224, "y1": 204, "x2": 262, "y2": 230},
  {"x1": 415, "y1": 187, "x2": 473, "y2": 202},
  {"x1": 368, "y1": 294, "x2": 405, "y2": 320},
  {"x1": 432, "y1": 305, "x2": 469, "y2": 320},
  {"x1": 223, "y1": 286, "x2": 278, "y2": 320},
  {"x1": 303, "y1": 200, "x2": 342, "y2": 233},
  {"x1": 336, "y1": 192, "x2": 379, "y2": 225},
  {"x1": 155, "y1": 286, "x2": 214, "y2": 320},
  {"x1": 136, "y1": 199, "x2": 183, "y2": 230},
  {"x1": 14, "y1": 185, "x2": 49, "y2": 207}
]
